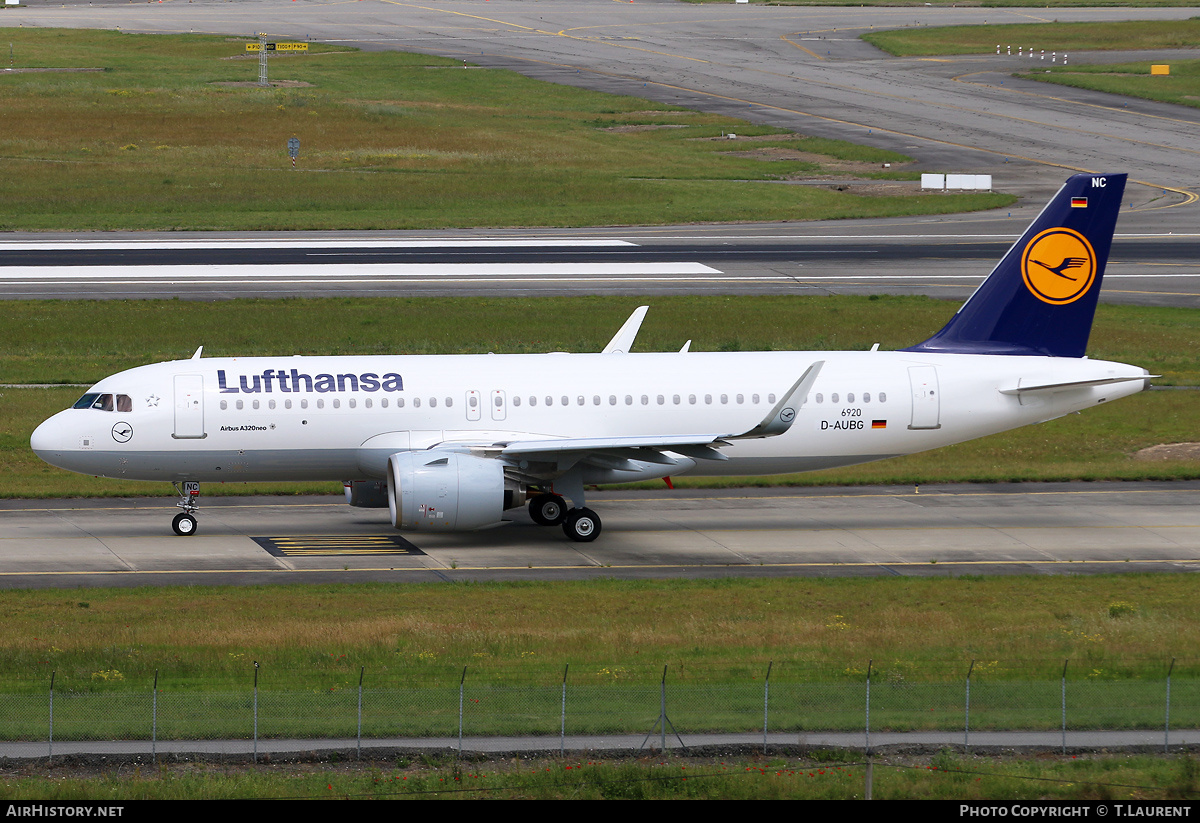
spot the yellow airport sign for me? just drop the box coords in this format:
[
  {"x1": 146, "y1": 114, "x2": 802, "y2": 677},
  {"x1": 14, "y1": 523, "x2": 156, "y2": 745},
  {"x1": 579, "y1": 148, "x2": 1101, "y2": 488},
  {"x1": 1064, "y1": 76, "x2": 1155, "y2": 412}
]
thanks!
[
  {"x1": 1151, "y1": 64, "x2": 1170, "y2": 75},
  {"x1": 245, "y1": 42, "x2": 309, "y2": 52}
]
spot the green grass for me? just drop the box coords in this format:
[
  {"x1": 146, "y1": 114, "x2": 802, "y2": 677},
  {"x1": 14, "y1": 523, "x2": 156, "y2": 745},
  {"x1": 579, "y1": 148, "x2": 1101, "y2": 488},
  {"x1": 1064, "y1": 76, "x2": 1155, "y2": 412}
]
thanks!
[
  {"x1": 1022, "y1": 59, "x2": 1200, "y2": 110},
  {"x1": 3, "y1": 295, "x2": 1198, "y2": 498},
  {"x1": 4, "y1": 752, "x2": 1198, "y2": 800},
  {"x1": 0, "y1": 575, "x2": 1196, "y2": 749},
  {"x1": 3, "y1": 294, "x2": 1196, "y2": 385},
  {"x1": 1, "y1": 577, "x2": 1199, "y2": 741},
  {"x1": 0, "y1": 28, "x2": 1011, "y2": 230},
  {"x1": 1, "y1": 576, "x2": 1196, "y2": 690},
  {"x1": 863, "y1": 19, "x2": 1200, "y2": 57}
]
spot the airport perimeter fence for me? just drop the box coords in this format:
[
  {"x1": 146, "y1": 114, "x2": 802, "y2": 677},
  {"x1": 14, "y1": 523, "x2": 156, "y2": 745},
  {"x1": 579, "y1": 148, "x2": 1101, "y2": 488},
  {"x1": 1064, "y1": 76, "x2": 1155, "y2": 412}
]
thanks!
[{"x1": 2, "y1": 661, "x2": 1199, "y2": 758}]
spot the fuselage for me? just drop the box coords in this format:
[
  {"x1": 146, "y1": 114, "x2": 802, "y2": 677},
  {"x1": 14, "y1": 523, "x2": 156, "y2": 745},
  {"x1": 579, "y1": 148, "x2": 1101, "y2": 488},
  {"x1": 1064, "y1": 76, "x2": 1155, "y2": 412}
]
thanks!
[{"x1": 31, "y1": 349, "x2": 1149, "y2": 485}]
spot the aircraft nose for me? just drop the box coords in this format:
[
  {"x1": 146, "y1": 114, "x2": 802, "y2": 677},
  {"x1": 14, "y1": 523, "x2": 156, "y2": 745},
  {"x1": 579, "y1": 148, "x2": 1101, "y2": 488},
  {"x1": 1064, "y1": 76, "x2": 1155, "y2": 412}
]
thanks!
[{"x1": 30, "y1": 413, "x2": 68, "y2": 458}]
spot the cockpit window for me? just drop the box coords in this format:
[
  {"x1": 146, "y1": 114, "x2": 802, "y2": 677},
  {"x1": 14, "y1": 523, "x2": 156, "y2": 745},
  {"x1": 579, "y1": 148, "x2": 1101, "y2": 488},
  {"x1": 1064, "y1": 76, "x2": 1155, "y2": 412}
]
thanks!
[{"x1": 72, "y1": 393, "x2": 129, "y2": 412}]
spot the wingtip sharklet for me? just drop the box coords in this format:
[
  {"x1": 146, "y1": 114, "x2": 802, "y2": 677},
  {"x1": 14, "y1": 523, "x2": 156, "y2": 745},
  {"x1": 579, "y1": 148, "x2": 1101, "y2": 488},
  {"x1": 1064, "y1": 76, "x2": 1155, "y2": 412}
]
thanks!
[{"x1": 733, "y1": 360, "x2": 824, "y2": 439}]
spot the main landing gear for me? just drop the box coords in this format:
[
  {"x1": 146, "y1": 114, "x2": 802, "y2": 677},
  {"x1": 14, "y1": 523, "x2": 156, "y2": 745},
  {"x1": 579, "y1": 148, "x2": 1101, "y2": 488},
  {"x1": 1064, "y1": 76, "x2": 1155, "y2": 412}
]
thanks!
[
  {"x1": 527, "y1": 493, "x2": 602, "y2": 542},
  {"x1": 171, "y1": 481, "x2": 200, "y2": 536}
]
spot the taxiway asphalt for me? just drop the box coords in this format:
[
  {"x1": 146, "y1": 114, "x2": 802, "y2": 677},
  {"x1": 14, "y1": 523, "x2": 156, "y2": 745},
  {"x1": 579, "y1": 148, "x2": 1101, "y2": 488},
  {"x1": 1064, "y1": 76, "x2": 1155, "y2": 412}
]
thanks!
[{"x1": 2, "y1": 482, "x2": 1198, "y2": 588}]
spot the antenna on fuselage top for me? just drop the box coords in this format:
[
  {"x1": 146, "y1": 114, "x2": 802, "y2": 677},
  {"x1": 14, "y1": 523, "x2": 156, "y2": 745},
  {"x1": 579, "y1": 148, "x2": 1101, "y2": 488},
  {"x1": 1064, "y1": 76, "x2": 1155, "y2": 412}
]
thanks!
[{"x1": 191, "y1": 346, "x2": 203, "y2": 360}]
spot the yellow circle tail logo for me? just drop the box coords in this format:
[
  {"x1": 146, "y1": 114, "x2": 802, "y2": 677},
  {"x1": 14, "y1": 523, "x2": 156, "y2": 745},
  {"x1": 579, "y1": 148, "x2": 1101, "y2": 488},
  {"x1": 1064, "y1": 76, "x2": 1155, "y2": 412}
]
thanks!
[{"x1": 1021, "y1": 228, "x2": 1097, "y2": 305}]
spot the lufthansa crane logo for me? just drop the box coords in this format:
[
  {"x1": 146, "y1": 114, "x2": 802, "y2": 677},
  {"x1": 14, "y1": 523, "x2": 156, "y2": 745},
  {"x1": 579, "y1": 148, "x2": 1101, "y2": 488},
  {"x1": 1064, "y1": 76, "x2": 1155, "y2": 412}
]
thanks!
[{"x1": 1021, "y1": 228, "x2": 1097, "y2": 305}]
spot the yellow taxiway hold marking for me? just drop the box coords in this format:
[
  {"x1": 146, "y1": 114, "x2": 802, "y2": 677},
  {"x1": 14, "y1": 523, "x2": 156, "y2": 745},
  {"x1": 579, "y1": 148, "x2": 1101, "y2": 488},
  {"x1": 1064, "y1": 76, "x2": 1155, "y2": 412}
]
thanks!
[{"x1": 780, "y1": 35, "x2": 825, "y2": 61}]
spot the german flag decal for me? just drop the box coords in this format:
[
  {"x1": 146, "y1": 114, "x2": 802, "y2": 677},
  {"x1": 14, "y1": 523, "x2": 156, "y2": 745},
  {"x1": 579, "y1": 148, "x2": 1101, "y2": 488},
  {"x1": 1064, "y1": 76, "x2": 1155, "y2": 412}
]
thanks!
[
  {"x1": 1071, "y1": 197, "x2": 1088, "y2": 208},
  {"x1": 872, "y1": 420, "x2": 887, "y2": 429}
]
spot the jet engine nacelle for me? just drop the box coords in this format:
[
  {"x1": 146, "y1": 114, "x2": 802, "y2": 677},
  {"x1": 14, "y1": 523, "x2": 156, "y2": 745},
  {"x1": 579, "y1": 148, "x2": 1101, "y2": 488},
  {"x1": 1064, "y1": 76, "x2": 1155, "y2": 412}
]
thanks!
[
  {"x1": 386, "y1": 450, "x2": 506, "y2": 531},
  {"x1": 343, "y1": 480, "x2": 389, "y2": 508}
]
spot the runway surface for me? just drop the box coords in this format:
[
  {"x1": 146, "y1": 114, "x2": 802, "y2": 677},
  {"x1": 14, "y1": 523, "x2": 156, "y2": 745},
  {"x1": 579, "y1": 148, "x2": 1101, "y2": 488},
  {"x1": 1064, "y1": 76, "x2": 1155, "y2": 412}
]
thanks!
[
  {"x1": 2, "y1": 230, "x2": 1198, "y2": 303},
  {"x1": 2, "y1": 482, "x2": 1199, "y2": 588}
]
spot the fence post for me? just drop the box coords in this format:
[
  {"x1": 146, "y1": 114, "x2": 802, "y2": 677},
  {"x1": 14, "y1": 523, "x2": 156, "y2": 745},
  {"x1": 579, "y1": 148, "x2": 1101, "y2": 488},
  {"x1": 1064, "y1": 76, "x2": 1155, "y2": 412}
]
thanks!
[
  {"x1": 1061, "y1": 659, "x2": 1068, "y2": 755},
  {"x1": 965, "y1": 660, "x2": 974, "y2": 750},
  {"x1": 865, "y1": 660, "x2": 873, "y2": 754},
  {"x1": 1165, "y1": 658, "x2": 1176, "y2": 754},
  {"x1": 48, "y1": 671, "x2": 55, "y2": 763},
  {"x1": 660, "y1": 665, "x2": 667, "y2": 752},
  {"x1": 763, "y1": 661, "x2": 772, "y2": 755},
  {"x1": 560, "y1": 664, "x2": 569, "y2": 757},
  {"x1": 357, "y1": 667, "x2": 364, "y2": 761},
  {"x1": 152, "y1": 670, "x2": 159, "y2": 765},
  {"x1": 458, "y1": 666, "x2": 467, "y2": 755},
  {"x1": 252, "y1": 661, "x2": 261, "y2": 763}
]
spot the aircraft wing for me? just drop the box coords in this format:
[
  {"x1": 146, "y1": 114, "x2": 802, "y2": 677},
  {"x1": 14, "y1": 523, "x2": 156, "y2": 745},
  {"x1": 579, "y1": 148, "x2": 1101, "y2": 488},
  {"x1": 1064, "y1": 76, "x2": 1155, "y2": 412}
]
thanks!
[
  {"x1": 499, "y1": 433, "x2": 733, "y2": 463},
  {"x1": 490, "y1": 361, "x2": 824, "y2": 467}
]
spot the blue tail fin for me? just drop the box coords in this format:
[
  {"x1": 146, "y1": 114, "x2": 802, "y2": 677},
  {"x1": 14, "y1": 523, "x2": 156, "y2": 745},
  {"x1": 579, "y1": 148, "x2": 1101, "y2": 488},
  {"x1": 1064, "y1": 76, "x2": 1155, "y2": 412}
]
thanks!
[{"x1": 903, "y1": 172, "x2": 1126, "y2": 358}]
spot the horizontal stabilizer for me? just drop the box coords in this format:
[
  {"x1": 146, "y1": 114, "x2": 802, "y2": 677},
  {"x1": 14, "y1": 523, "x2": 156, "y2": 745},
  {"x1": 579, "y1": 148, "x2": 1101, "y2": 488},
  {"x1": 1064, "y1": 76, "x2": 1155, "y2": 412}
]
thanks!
[{"x1": 999, "y1": 374, "x2": 1153, "y2": 395}]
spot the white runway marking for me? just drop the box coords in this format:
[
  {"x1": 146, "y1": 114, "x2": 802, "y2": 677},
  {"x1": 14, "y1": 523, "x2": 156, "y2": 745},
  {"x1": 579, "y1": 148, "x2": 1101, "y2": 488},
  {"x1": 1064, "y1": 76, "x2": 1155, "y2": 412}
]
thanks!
[
  {"x1": 0, "y1": 262, "x2": 720, "y2": 280},
  {"x1": 0, "y1": 239, "x2": 635, "y2": 251}
]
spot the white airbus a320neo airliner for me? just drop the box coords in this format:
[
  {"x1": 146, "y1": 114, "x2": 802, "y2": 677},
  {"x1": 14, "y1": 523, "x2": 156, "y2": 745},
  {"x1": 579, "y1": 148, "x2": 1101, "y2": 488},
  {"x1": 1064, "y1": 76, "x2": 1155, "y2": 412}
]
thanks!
[{"x1": 32, "y1": 173, "x2": 1150, "y2": 542}]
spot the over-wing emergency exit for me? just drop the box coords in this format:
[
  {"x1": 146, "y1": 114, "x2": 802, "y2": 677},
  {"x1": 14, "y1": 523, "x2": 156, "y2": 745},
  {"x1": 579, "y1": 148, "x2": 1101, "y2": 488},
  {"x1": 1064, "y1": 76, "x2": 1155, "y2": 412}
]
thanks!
[{"x1": 31, "y1": 174, "x2": 1150, "y2": 541}]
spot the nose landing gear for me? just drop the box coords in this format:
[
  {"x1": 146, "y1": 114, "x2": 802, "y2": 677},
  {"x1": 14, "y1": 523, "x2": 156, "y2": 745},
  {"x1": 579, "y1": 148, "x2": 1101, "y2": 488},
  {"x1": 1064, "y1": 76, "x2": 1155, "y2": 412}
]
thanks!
[{"x1": 171, "y1": 481, "x2": 200, "y2": 536}]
